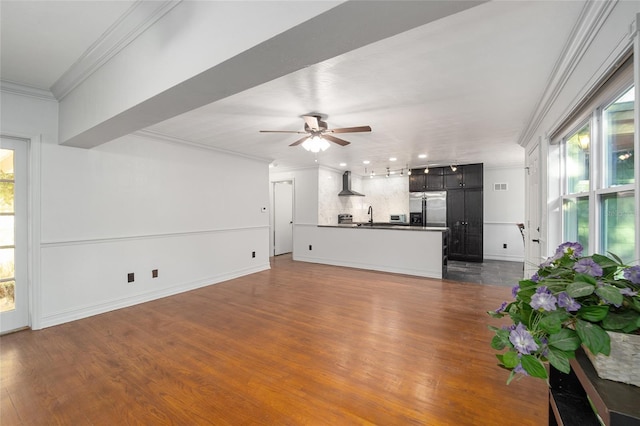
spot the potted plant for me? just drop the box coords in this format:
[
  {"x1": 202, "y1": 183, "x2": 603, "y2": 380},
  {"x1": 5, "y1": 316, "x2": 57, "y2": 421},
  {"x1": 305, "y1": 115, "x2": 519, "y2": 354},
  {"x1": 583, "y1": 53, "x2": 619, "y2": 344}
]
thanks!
[{"x1": 488, "y1": 242, "x2": 640, "y2": 385}]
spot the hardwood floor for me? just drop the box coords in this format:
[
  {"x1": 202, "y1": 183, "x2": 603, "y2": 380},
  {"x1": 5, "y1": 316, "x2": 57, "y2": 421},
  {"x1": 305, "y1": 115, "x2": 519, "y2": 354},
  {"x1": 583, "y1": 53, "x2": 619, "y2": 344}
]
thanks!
[{"x1": 1, "y1": 255, "x2": 547, "y2": 425}]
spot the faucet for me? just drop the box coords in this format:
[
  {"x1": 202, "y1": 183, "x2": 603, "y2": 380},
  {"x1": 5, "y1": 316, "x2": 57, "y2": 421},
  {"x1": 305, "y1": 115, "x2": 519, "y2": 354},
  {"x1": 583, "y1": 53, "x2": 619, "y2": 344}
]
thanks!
[{"x1": 367, "y1": 205, "x2": 373, "y2": 224}]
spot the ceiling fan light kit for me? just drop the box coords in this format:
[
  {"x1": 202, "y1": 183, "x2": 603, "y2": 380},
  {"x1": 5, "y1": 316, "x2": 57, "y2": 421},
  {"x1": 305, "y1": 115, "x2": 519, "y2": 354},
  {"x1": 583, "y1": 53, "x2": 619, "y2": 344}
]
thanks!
[
  {"x1": 260, "y1": 114, "x2": 371, "y2": 153},
  {"x1": 302, "y1": 136, "x2": 330, "y2": 153}
]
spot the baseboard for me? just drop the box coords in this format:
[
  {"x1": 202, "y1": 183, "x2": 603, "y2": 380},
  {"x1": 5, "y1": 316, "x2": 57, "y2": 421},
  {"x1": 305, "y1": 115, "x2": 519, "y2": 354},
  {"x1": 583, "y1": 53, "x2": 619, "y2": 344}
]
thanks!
[
  {"x1": 293, "y1": 255, "x2": 442, "y2": 279},
  {"x1": 37, "y1": 263, "x2": 270, "y2": 329},
  {"x1": 484, "y1": 254, "x2": 524, "y2": 262}
]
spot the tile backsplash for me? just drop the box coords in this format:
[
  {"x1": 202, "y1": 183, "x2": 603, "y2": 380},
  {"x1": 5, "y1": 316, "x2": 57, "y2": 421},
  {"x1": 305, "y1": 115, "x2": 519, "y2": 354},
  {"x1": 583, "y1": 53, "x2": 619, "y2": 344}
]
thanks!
[{"x1": 318, "y1": 168, "x2": 409, "y2": 224}]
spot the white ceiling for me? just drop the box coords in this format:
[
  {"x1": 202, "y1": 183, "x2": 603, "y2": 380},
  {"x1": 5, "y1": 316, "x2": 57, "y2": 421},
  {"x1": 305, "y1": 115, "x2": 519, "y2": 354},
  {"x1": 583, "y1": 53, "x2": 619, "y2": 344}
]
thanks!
[{"x1": 1, "y1": 1, "x2": 586, "y2": 175}]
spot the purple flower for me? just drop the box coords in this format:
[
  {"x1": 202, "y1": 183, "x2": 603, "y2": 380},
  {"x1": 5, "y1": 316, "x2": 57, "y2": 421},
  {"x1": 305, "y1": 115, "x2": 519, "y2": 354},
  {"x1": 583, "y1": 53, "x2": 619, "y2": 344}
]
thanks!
[
  {"x1": 624, "y1": 266, "x2": 640, "y2": 285},
  {"x1": 514, "y1": 363, "x2": 529, "y2": 376},
  {"x1": 531, "y1": 273, "x2": 539, "y2": 283},
  {"x1": 557, "y1": 292, "x2": 581, "y2": 312},
  {"x1": 511, "y1": 284, "x2": 520, "y2": 298},
  {"x1": 530, "y1": 286, "x2": 557, "y2": 311},
  {"x1": 620, "y1": 288, "x2": 638, "y2": 297},
  {"x1": 540, "y1": 337, "x2": 549, "y2": 357},
  {"x1": 573, "y1": 258, "x2": 603, "y2": 277},
  {"x1": 495, "y1": 302, "x2": 508, "y2": 313},
  {"x1": 509, "y1": 323, "x2": 539, "y2": 355},
  {"x1": 556, "y1": 242, "x2": 583, "y2": 257}
]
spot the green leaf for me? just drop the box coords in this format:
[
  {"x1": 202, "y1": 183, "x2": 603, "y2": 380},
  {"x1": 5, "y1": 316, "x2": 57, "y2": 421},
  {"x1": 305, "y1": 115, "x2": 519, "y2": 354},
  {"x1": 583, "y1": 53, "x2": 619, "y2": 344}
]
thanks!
[
  {"x1": 574, "y1": 273, "x2": 598, "y2": 285},
  {"x1": 487, "y1": 310, "x2": 505, "y2": 319},
  {"x1": 491, "y1": 329, "x2": 511, "y2": 350},
  {"x1": 602, "y1": 310, "x2": 640, "y2": 331},
  {"x1": 592, "y1": 253, "x2": 619, "y2": 268},
  {"x1": 502, "y1": 351, "x2": 519, "y2": 369},
  {"x1": 516, "y1": 303, "x2": 533, "y2": 328},
  {"x1": 491, "y1": 335, "x2": 506, "y2": 350},
  {"x1": 595, "y1": 285, "x2": 624, "y2": 306},
  {"x1": 576, "y1": 319, "x2": 610, "y2": 356},
  {"x1": 548, "y1": 328, "x2": 580, "y2": 351},
  {"x1": 517, "y1": 288, "x2": 536, "y2": 304},
  {"x1": 518, "y1": 279, "x2": 538, "y2": 290},
  {"x1": 622, "y1": 321, "x2": 640, "y2": 334},
  {"x1": 546, "y1": 347, "x2": 572, "y2": 374},
  {"x1": 566, "y1": 281, "x2": 595, "y2": 298},
  {"x1": 539, "y1": 311, "x2": 567, "y2": 334},
  {"x1": 521, "y1": 355, "x2": 548, "y2": 379},
  {"x1": 578, "y1": 305, "x2": 609, "y2": 322}
]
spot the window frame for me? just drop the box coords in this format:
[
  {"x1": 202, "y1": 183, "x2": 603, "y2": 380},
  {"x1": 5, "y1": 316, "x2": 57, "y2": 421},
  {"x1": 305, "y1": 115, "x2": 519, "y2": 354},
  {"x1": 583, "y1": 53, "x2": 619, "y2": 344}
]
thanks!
[{"x1": 558, "y1": 61, "x2": 635, "y2": 261}]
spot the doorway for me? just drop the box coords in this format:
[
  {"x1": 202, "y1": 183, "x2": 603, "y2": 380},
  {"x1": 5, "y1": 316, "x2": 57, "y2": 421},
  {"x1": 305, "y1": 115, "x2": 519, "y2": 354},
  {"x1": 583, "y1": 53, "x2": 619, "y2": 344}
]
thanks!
[
  {"x1": 273, "y1": 181, "x2": 293, "y2": 256},
  {"x1": 0, "y1": 137, "x2": 29, "y2": 333}
]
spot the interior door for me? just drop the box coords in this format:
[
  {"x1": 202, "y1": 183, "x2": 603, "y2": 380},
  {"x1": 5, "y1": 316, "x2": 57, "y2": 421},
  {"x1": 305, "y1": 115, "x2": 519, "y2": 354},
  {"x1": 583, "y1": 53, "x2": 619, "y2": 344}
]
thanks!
[
  {"x1": 274, "y1": 181, "x2": 293, "y2": 256},
  {"x1": 525, "y1": 144, "x2": 542, "y2": 277},
  {"x1": 0, "y1": 138, "x2": 29, "y2": 333}
]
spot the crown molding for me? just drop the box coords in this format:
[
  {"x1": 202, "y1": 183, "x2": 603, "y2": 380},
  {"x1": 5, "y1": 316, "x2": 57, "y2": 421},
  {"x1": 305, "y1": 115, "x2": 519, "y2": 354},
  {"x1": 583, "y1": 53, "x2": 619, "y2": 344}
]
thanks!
[
  {"x1": 0, "y1": 80, "x2": 57, "y2": 101},
  {"x1": 133, "y1": 129, "x2": 272, "y2": 164},
  {"x1": 517, "y1": 0, "x2": 619, "y2": 148},
  {"x1": 50, "y1": 0, "x2": 182, "y2": 100}
]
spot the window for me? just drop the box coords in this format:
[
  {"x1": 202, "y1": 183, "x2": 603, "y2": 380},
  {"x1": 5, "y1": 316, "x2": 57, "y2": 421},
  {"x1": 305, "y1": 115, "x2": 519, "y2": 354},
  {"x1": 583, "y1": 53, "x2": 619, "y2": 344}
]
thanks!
[
  {"x1": 603, "y1": 86, "x2": 634, "y2": 187},
  {"x1": 558, "y1": 56, "x2": 635, "y2": 262}
]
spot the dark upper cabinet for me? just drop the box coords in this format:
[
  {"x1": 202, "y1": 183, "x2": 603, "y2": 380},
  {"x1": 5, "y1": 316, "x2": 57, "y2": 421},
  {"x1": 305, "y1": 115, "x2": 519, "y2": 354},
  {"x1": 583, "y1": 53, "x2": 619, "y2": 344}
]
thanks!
[
  {"x1": 425, "y1": 167, "x2": 444, "y2": 189},
  {"x1": 444, "y1": 163, "x2": 483, "y2": 189},
  {"x1": 409, "y1": 171, "x2": 426, "y2": 192},
  {"x1": 410, "y1": 167, "x2": 444, "y2": 191}
]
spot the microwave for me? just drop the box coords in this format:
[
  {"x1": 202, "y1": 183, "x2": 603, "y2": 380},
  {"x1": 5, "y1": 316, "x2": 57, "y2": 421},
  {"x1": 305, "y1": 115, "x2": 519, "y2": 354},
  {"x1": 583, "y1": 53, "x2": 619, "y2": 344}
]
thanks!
[{"x1": 389, "y1": 214, "x2": 407, "y2": 223}]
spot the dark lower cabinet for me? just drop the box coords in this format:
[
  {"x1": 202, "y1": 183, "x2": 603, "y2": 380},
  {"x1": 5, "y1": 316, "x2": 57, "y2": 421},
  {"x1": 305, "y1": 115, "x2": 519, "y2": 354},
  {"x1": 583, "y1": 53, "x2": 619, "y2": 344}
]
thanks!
[
  {"x1": 447, "y1": 188, "x2": 483, "y2": 262},
  {"x1": 549, "y1": 348, "x2": 640, "y2": 425}
]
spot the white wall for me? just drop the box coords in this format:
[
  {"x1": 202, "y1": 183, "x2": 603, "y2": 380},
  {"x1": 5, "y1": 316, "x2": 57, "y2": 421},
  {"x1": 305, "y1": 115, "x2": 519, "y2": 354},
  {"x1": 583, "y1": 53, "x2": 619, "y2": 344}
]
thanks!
[
  {"x1": 483, "y1": 166, "x2": 526, "y2": 261},
  {"x1": 2, "y1": 91, "x2": 271, "y2": 329}
]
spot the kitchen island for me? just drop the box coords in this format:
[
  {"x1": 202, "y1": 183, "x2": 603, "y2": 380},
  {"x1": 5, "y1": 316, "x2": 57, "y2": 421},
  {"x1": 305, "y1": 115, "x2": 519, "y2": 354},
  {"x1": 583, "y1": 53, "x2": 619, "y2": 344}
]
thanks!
[{"x1": 292, "y1": 224, "x2": 449, "y2": 279}]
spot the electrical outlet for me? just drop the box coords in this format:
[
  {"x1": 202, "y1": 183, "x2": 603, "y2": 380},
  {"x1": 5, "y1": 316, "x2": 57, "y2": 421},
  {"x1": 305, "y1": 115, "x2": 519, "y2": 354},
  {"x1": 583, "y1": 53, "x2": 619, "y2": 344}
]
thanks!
[
  {"x1": 503, "y1": 243, "x2": 507, "y2": 249},
  {"x1": 152, "y1": 269, "x2": 158, "y2": 278},
  {"x1": 252, "y1": 251, "x2": 256, "y2": 258},
  {"x1": 128, "y1": 273, "x2": 134, "y2": 283},
  {"x1": 309, "y1": 245, "x2": 312, "y2": 251}
]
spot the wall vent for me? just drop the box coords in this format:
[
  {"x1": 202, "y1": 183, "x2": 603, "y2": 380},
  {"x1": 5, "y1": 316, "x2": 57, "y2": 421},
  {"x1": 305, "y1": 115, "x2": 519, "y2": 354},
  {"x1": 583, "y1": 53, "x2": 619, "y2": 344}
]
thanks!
[{"x1": 494, "y1": 183, "x2": 508, "y2": 191}]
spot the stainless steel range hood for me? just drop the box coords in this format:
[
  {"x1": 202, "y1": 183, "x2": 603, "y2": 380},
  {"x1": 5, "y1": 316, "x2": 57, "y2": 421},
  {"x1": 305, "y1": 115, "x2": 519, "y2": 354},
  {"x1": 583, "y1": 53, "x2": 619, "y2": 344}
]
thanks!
[{"x1": 338, "y1": 171, "x2": 364, "y2": 196}]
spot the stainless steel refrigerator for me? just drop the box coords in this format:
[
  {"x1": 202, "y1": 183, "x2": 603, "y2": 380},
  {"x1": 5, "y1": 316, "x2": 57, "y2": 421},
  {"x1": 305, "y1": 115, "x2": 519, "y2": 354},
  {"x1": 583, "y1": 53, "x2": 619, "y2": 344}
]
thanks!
[{"x1": 409, "y1": 191, "x2": 447, "y2": 227}]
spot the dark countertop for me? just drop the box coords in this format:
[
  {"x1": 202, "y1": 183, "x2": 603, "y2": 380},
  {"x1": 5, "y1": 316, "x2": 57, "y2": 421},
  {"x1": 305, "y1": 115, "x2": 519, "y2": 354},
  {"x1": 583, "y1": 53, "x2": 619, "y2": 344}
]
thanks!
[{"x1": 319, "y1": 223, "x2": 449, "y2": 232}]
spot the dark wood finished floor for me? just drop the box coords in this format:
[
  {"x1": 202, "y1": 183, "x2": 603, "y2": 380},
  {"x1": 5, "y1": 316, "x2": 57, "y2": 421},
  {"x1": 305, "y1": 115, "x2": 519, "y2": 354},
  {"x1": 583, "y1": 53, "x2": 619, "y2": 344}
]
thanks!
[{"x1": 1, "y1": 255, "x2": 547, "y2": 425}]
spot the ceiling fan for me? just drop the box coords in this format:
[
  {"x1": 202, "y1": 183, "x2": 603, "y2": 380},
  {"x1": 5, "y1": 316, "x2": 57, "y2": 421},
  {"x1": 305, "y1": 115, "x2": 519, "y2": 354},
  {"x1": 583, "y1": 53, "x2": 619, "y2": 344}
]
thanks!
[{"x1": 260, "y1": 114, "x2": 371, "y2": 152}]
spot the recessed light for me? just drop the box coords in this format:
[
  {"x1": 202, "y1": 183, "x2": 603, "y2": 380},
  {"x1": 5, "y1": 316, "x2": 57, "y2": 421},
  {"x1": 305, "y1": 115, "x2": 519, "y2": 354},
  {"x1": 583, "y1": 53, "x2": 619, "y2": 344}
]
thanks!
[
  {"x1": 363, "y1": 160, "x2": 370, "y2": 165},
  {"x1": 389, "y1": 157, "x2": 397, "y2": 162},
  {"x1": 339, "y1": 162, "x2": 347, "y2": 167},
  {"x1": 418, "y1": 154, "x2": 427, "y2": 159}
]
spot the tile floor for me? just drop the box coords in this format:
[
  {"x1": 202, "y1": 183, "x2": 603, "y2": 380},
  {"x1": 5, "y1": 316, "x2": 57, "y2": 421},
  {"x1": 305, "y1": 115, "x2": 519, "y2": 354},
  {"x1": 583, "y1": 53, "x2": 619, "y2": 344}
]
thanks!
[{"x1": 446, "y1": 259, "x2": 525, "y2": 287}]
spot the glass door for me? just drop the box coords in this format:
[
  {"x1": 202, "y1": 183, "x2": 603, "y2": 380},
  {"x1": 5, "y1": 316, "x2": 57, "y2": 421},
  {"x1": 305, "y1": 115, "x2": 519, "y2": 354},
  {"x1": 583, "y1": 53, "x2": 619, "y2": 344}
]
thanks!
[{"x1": 0, "y1": 138, "x2": 28, "y2": 333}]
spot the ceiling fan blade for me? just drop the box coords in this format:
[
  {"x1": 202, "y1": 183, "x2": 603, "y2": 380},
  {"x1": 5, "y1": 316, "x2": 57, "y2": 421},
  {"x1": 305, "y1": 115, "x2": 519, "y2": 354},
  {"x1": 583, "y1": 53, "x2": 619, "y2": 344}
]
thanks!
[
  {"x1": 329, "y1": 125, "x2": 372, "y2": 134},
  {"x1": 260, "y1": 130, "x2": 308, "y2": 134},
  {"x1": 289, "y1": 135, "x2": 310, "y2": 147},
  {"x1": 303, "y1": 115, "x2": 320, "y2": 131},
  {"x1": 323, "y1": 134, "x2": 350, "y2": 146}
]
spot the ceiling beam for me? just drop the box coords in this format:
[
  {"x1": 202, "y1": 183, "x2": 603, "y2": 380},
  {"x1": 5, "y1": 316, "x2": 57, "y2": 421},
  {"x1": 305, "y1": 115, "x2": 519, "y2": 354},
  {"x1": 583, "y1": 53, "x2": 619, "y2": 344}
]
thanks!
[{"x1": 60, "y1": 0, "x2": 485, "y2": 149}]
